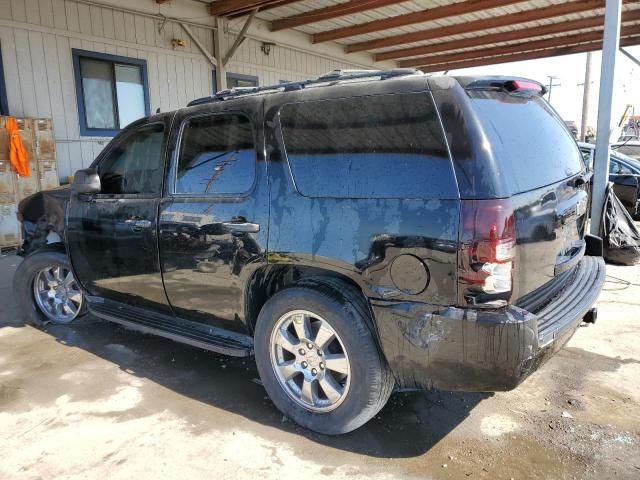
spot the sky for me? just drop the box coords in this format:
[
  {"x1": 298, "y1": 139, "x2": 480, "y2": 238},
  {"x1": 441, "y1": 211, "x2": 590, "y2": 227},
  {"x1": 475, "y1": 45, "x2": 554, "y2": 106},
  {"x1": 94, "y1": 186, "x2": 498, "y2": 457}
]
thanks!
[{"x1": 446, "y1": 45, "x2": 640, "y2": 132}]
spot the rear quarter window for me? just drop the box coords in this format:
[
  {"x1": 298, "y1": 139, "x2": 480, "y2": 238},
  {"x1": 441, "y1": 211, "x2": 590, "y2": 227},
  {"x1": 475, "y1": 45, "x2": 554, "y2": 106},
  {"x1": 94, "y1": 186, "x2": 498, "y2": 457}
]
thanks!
[
  {"x1": 470, "y1": 91, "x2": 584, "y2": 194},
  {"x1": 278, "y1": 92, "x2": 457, "y2": 199}
]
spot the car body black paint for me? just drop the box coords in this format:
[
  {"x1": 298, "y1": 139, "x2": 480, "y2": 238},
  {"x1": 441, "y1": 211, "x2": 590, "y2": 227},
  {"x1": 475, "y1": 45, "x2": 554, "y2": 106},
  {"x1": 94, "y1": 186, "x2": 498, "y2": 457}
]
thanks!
[{"x1": 19, "y1": 72, "x2": 604, "y2": 393}]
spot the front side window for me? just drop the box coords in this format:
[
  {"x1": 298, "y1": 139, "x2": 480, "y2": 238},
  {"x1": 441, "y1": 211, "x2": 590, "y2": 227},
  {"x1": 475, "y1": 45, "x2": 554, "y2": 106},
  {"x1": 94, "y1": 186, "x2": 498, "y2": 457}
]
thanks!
[
  {"x1": 279, "y1": 92, "x2": 456, "y2": 199},
  {"x1": 610, "y1": 160, "x2": 621, "y2": 175},
  {"x1": 73, "y1": 49, "x2": 149, "y2": 136},
  {"x1": 580, "y1": 148, "x2": 593, "y2": 171},
  {"x1": 97, "y1": 124, "x2": 165, "y2": 195},
  {"x1": 176, "y1": 114, "x2": 256, "y2": 195}
]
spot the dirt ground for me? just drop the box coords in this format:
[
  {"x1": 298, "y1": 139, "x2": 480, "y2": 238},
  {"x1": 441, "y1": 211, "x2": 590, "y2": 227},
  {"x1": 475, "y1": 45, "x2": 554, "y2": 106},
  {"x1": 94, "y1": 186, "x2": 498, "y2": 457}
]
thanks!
[{"x1": 1, "y1": 251, "x2": 639, "y2": 480}]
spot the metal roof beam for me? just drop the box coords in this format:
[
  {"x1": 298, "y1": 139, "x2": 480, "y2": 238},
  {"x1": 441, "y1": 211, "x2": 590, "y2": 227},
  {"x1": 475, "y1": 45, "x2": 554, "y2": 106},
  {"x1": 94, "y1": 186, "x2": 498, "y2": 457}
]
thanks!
[
  {"x1": 271, "y1": 0, "x2": 408, "y2": 32},
  {"x1": 400, "y1": 24, "x2": 640, "y2": 67},
  {"x1": 590, "y1": 0, "x2": 623, "y2": 235},
  {"x1": 312, "y1": 0, "x2": 527, "y2": 44},
  {"x1": 419, "y1": 33, "x2": 640, "y2": 71},
  {"x1": 346, "y1": 0, "x2": 623, "y2": 53},
  {"x1": 377, "y1": 8, "x2": 640, "y2": 61}
]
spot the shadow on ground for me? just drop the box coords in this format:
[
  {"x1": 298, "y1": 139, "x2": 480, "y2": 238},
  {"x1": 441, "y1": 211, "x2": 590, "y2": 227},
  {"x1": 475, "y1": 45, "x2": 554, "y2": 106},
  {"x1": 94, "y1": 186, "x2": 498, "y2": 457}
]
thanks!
[
  {"x1": 7, "y1": 315, "x2": 489, "y2": 458},
  {"x1": 1, "y1": 253, "x2": 488, "y2": 458}
]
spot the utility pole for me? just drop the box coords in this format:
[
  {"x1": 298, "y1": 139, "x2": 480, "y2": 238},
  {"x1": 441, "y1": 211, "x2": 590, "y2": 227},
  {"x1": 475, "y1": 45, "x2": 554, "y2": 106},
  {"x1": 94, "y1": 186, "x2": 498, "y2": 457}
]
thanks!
[
  {"x1": 546, "y1": 75, "x2": 561, "y2": 103},
  {"x1": 580, "y1": 52, "x2": 593, "y2": 141}
]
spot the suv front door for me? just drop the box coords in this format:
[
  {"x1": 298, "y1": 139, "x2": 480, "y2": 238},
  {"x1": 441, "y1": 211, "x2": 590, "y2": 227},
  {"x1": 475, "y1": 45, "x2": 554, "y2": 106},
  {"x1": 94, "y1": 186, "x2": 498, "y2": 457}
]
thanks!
[{"x1": 66, "y1": 117, "x2": 172, "y2": 313}]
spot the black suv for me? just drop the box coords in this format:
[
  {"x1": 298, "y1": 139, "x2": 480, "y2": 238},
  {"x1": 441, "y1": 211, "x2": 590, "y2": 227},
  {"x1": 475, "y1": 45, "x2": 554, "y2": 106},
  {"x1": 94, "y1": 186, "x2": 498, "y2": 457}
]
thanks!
[{"x1": 15, "y1": 70, "x2": 605, "y2": 435}]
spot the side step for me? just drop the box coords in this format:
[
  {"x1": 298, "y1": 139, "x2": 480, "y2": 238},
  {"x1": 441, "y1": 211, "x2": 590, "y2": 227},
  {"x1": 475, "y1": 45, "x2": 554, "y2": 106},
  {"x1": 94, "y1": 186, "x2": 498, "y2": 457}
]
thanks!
[{"x1": 87, "y1": 298, "x2": 253, "y2": 357}]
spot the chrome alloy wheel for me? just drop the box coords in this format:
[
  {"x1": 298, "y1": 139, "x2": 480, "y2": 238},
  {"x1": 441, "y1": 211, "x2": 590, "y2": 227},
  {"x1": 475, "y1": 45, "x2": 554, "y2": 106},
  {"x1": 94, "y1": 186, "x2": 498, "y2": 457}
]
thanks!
[
  {"x1": 32, "y1": 265, "x2": 83, "y2": 323},
  {"x1": 269, "y1": 310, "x2": 351, "y2": 412}
]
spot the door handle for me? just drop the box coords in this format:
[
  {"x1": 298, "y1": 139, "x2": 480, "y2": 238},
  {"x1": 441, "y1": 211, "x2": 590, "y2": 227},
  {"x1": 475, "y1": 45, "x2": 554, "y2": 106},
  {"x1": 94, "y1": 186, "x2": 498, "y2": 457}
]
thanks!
[
  {"x1": 124, "y1": 219, "x2": 152, "y2": 230},
  {"x1": 221, "y1": 221, "x2": 260, "y2": 233}
]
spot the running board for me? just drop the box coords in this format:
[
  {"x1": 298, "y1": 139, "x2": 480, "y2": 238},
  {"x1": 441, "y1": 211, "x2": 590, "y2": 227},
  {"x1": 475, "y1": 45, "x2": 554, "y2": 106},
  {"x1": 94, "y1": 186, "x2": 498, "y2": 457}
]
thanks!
[{"x1": 87, "y1": 298, "x2": 253, "y2": 357}]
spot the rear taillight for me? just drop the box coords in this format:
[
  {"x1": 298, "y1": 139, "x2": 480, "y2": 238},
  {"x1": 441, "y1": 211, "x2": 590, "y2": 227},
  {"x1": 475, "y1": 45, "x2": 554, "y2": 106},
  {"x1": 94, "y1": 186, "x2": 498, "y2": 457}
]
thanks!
[{"x1": 458, "y1": 199, "x2": 516, "y2": 307}]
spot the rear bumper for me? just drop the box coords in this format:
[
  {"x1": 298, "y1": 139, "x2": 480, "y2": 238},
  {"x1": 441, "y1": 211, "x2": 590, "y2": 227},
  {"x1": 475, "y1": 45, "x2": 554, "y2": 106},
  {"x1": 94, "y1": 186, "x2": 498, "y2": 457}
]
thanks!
[{"x1": 371, "y1": 255, "x2": 606, "y2": 391}]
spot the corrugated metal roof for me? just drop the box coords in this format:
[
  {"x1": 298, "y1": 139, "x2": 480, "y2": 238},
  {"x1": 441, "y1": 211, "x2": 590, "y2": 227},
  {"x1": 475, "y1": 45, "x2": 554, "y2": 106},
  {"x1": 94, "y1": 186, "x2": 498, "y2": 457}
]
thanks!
[{"x1": 205, "y1": 0, "x2": 640, "y2": 70}]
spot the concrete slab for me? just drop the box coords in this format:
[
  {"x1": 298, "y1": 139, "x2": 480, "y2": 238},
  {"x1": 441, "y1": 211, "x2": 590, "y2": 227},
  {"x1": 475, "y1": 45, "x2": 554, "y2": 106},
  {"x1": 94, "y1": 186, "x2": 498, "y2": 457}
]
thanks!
[{"x1": 1, "y1": 252, "x2": 639, "y2": 479}]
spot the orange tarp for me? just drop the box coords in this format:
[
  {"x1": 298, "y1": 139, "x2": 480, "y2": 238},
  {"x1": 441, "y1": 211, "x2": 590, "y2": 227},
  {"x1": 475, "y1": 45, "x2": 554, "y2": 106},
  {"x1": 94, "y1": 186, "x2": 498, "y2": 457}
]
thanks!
[{"x1": 6, "y1": 117, "x2": 30, "y2": 176}]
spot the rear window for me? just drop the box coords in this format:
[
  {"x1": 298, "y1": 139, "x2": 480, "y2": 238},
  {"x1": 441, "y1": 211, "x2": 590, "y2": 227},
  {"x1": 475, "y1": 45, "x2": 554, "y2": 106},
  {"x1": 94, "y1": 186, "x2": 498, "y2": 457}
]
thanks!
[
  {"x1": 279, "y1": 92, "x2": 457, "y2": 199},
  {"x1": 470, "y1": 91, "x2": 583, "y2": 194}
]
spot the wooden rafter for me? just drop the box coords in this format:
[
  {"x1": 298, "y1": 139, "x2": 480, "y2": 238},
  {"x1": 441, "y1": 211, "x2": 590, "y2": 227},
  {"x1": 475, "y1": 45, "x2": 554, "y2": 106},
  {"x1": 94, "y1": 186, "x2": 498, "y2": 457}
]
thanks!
[
  {"x1": 209, "y1": 0, "x2": 299, "y2": 17},
  {"x1": 419, "y1": 34, "x2": 640, "y2": 72},
  {"x1": 230, "y1": 0, "x2": 293, "y2": 16},
  {"x1": 345, "y1": 0, "x2": 612, "y2": 53},
  {"x1": 400, "y1": 24, "x2": 640, "y2": 68},
  {"x1": 312, "y1": 0, "x2": 527, "y2": 44},
  {"x1": 376, "y1": 8, "x2": 640, "y2": 61},
  {"x1": 271, "y1": 0, "x2": 408, "y2": 32}
]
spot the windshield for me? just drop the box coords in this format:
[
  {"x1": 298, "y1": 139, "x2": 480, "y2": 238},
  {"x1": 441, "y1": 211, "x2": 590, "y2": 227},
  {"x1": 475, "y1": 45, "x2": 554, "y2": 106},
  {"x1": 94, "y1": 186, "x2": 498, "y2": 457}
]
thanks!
[{"x1": 469, "y1": 90, "x2": 584, "y2": 194}]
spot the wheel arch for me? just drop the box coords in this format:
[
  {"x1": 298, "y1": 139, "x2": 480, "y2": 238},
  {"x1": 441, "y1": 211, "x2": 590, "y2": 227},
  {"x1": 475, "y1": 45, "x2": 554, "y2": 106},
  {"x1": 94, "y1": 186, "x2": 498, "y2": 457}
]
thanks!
[
  {"x1": 21, "y1": 241, "x2": 67, "y2": 257},
  {"x1": 244, "y1": 264, "x2": 373, "y2": 336}
]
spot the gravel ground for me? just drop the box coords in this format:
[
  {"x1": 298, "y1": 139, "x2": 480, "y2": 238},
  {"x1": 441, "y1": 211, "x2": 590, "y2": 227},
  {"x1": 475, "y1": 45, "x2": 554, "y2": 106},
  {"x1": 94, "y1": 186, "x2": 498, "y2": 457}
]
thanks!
[{"x1": 0, "y1": 251, "x2": 639, "y2": 480}]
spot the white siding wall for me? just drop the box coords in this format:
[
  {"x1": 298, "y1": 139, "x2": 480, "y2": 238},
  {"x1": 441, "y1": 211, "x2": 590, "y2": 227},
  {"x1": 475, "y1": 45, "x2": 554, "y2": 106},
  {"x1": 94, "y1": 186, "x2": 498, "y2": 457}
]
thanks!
[{"x1": 0, "y1": 0, "x2": 368, "y2": 181}]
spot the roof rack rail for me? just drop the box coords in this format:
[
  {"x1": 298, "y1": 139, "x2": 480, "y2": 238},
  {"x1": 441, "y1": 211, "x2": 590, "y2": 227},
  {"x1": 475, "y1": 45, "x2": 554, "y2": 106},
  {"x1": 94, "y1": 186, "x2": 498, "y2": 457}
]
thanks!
[{"x1": 187, "y1": 68, "x2": 421, "y2": 107}]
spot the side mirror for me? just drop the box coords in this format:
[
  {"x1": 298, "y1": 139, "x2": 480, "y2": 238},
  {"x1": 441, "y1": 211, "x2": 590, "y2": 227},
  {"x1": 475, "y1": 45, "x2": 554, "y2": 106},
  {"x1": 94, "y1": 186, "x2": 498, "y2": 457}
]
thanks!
[{"x1": 71, "y1": 168, "x2": 101, "y2": 194}]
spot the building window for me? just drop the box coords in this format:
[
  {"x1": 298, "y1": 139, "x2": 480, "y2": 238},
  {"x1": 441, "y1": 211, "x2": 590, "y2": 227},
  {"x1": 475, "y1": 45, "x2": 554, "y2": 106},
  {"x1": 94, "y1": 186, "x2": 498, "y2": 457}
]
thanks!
[
  {"x1": 72, "y1": 49, "x2": 150, "y2": 137},
  {"x1": 0, "y1": 43, "x2": 8, "y2": 115},
  {"x1": 212, "y1": 69, "x2": 259, "y2": 92},
  {"x1": 227, "y1": 73, "x2": 258, "y2": 88}
]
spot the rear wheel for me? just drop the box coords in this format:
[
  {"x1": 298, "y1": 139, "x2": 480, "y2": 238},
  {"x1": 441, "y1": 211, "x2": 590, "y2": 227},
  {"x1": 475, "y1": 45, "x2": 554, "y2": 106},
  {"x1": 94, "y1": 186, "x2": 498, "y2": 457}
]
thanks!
[
  {"x1": 14, "y1": 250, "x2": 86, "y2": 326},
  {"x1": 254, "y1": 279, "x2": 394, "y2": 435}
]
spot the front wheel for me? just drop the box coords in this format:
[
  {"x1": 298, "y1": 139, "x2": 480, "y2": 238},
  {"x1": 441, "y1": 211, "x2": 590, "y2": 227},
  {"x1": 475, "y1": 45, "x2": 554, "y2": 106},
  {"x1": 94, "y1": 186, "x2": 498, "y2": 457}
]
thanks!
[
  {"x1": 254, "y1": 279, "x2": 394, "y2": 435},
  {"x1": 14, "y1": 250, "x2": 86, "y2": 326}
]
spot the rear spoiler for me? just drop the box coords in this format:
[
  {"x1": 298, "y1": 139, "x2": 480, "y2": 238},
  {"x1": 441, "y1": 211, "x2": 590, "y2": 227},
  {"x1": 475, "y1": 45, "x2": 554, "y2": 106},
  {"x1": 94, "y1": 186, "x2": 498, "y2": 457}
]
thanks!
[{"x1": 463, "y1": 78, "x2": 547, "y2": 96}]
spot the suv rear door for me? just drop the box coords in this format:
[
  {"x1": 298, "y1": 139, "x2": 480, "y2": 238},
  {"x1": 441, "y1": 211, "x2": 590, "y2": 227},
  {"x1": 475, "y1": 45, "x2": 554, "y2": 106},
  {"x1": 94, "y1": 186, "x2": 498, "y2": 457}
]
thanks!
[
  {"x1": 159, "y1": 100, "x2": 268, "y2": 333},
  {"x1": 66, "y1": 117, "x2": 173, "y2": 313}
]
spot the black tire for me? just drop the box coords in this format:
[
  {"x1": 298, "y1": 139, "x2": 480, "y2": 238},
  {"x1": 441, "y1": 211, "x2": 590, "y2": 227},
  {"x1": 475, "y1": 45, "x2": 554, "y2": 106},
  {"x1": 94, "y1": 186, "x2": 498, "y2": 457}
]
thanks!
[
  {"x1": 254, "y1": 278, "x2": 394, "y2": 435},
  {"x1": 13, "y1": 249, "x2": 87, "y2": 327}
]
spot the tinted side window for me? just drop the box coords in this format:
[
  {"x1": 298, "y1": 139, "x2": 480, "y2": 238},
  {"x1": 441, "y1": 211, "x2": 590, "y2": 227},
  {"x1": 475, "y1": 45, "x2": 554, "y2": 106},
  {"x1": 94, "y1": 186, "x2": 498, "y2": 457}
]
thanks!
[
  {"x1": 279, "y1": 93, "x2": 456, "y2": 199},
  {"x1": 176, "y1": 114, "x2": 255, "y2": 195},
  {"x1": 97, "y1": 124, "x2": 165, "y2": 195}
]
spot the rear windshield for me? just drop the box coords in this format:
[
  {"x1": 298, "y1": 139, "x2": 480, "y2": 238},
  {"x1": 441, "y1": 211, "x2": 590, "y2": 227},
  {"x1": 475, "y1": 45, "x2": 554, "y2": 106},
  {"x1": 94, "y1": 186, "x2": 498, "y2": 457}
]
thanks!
[{"x1": 470, "y1": 91, "x2": 583, "y2": 194}]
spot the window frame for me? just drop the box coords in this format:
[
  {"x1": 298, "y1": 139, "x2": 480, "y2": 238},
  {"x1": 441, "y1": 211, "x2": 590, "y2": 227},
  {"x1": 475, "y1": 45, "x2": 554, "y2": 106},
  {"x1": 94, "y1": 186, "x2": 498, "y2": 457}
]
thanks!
[
  {"x1": 90, "y1": 121, "x2": 167, "y2": 199},
  {"x1": 0, "y1": 43, "x2": 8, "y2": 115},
  {"x1": 172, "y1": 111, "x2": 258, "y2": 198},
  {"x1": 72, "y1": 49, "x2": 151, "y2": 137}
]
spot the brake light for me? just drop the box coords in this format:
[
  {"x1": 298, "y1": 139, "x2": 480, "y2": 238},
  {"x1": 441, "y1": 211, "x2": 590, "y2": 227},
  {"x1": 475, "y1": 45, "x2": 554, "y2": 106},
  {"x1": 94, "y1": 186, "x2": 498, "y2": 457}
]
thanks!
[
  {"x1": 458, "y1": 199, "x2": 516, "y2": 306},
  {"x1": 505, "y1": 80, "x2": 544, "y2": 94}
]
